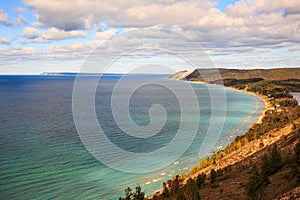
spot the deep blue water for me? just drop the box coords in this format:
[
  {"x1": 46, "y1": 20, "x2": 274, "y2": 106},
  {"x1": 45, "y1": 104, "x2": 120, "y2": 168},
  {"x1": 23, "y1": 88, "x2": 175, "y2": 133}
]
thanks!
[{"x1": 0, "y1": 75, "x2": 264, "y2": 199}]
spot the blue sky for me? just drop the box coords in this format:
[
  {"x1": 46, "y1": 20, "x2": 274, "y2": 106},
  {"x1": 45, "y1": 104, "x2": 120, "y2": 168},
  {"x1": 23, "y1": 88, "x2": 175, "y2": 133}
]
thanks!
[{"x1": 0, "y1": 0, "x2": 300, "y2": 74}]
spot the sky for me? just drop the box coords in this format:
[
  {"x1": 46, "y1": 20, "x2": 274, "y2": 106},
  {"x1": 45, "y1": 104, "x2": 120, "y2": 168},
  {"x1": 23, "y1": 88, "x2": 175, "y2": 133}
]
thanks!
[{"x1": 0, "y1": 0, "x2": 300, "y2": 74}]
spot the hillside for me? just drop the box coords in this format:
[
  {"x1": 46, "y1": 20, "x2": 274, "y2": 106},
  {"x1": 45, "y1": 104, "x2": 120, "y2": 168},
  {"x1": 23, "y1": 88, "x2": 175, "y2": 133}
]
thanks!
[
  {"x1": 170, "y1": 68, "x2": 300, "y2": 82},
  {"x1": 119, "y1": 68, "x2": 300, "y2": 200},
  {"x1": 152, "y1": 124, "x2": 300, "y2": 200}
]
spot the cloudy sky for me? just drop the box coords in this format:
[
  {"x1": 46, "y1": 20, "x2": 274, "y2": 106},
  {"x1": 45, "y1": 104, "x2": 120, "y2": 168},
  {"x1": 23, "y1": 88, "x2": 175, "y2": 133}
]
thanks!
[{"x1": 0, "y1": 0, "x2": 300, "y2": 74}]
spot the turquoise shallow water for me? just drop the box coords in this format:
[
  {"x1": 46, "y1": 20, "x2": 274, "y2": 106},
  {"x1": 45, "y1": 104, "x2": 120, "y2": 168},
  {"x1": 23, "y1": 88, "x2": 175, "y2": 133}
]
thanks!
[{"x1": 0, "y1": 75, "x2": 264, "y2": 199}]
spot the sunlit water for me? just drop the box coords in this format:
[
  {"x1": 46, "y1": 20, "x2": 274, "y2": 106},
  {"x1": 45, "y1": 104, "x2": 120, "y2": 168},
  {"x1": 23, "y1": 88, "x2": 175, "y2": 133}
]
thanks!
[{"x1": 0, "y1": 75, "x2": 264, "y2": 199}]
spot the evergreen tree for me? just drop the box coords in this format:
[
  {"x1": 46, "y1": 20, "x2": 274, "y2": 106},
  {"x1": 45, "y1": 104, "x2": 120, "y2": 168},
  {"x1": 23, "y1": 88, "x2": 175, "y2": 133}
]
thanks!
[
  {"x1": 246, "y1": 165, "x2": 270, "y2": 200},
  {"x1": 294, "y1": 141, "x2": 300, "y2": 165},
  {"x1": 196, "y1": 173, "x2": 206, "y2": 188},
  {"x1": 269, "y1": 144, "x2": 284, "y2": 175},
  {"x1": 184, "y1": 178, "x2": 200, "y2": 200},
  {"x1": 210, "y1": 169, "x2": 216, "y2": 184},
  {"x1": 292, "y1": 140, "x2": 300, "y2": 182},
  {"x1": 261, "y1": 154, "x2": 271, "y2": 177},
  {"x1": 162, "y1": 182, "x2": 169, "y2": 198},
  {"x1": 119, "y1": 185, "x2": 145, "y2": 200}
]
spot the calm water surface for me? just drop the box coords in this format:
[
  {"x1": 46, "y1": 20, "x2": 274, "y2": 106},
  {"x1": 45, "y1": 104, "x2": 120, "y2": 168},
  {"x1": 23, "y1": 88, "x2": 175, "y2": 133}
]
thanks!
[{"x1": 0, "y1": 75, "x2": 264, "y2": 199}]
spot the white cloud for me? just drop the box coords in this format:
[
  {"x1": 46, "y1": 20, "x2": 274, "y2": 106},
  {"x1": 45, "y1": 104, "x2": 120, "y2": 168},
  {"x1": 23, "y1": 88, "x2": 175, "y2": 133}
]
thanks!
[
  {"x1": 0, "y1": 37, "x2": 10, "y2": 45},
  {"x1": 21, "y1": 27, "x2": 87, "y2": 43},
  {"x1": 225, "y1": 1, "x2": 255, "y2": 17},
  {"x1": 22, "y1": 27, "x2": 41, "y2": 39},
  {"x1": 21, "y1": 37, "x2": 50, "y2": 44},
  {"x1": 95, "y1": 29, "x2": 118, "y2": 39},
  {"x1": 42, "y1": 27, "x2": 87, "y2": 40},
  {"x1": 14, "y1": 7, "x2": 26, "y2": 13},
  {"x1": 2, "y1": 0, "x2": 300, "y2": 73},
  {"x1": 23, "y1": 0, "x2": 214, "y2": 30},
  {"x1": 0, "y1": 47, "x2": 37, "y2": 58},
  {"x1": 0, "y1": 9, "x2": 8, "y2": 22},
  {"x1": 22, "y1": 0, "x2": 300, "y2": 48},
  {"x1": 13, "y1": 15, "x2": 28, "y2": 27},
  {"x1": 253, "y1": 0, "x2": 299, "y2": 13}
]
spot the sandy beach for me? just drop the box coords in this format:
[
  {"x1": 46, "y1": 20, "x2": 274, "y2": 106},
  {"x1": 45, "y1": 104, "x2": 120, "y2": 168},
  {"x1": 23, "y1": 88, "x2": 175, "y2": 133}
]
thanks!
[
  {"x1": 226, "y1": 86, "x2": 273, "y2": 124},
  {"x1": 190, "y1": 80, "x2": 272, "y2": 124}
]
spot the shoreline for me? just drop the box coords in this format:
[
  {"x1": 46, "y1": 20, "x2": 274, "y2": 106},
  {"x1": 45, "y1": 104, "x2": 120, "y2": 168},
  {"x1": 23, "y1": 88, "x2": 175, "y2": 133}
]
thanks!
[
  {"x1": 225, "y1": 86, "x2": 272, "y2": 124},
  {"x1": 148, "y1": 80, "x2": 273, "y2": 198},
  {"x1": 189, "y1": 80, "x2": 272, "y2": 124}
]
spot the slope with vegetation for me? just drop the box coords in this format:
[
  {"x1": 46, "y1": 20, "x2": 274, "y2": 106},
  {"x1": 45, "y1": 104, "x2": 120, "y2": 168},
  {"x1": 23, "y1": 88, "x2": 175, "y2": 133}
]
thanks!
[{"x1": 119, "y1": 68, "x2": 300, "y2": 200}]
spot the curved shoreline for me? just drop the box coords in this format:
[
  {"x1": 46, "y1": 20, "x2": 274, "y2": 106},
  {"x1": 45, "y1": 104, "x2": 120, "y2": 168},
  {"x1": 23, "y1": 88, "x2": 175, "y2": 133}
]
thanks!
[
  {"x1": 189, "y1": 81, "x2": 271, "y2": 124},
  {"x1": 225, "y1": 86, "x2": 272, "y2": 124},
  {"x1": 148, "y1": 81, "x2": 272, "y2": 198}
]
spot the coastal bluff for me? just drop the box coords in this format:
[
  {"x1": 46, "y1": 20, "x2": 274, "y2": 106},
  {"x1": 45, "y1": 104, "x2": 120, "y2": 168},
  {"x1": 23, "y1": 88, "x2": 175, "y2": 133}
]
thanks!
[
  {"x1": 147, "y1": 68, "x2": 300, "y2": 200},
  {"x1": 169, "y1": 67, "x2": 300, "y2": 82}
]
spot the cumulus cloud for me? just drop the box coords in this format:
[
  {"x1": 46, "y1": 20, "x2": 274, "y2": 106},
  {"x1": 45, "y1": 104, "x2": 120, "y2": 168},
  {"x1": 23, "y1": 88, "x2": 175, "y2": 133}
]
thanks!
[
  {"x1": 23, "y1": 0, "x2": 214, "y2": 30},
  {"x1": 225, "y1": 1, "x2": 255, "y2": 17},
  {"x1": 0, "y1": 9, "x2": 8, "y2": 22},
  {"x1": 0, "y1": 37, "x2": 10, "y2": 45},
  {"x1": 42, "y1": 27, "x2": 87, "y2": 40},
  {"x1": 2, "y1": 0, "x2": 300, "y2": 72},
  {"x1": 22, "y1": 0, "x2": 300, "y2": 49},
  {"x1": 94, "y1": 29, "x2": 118, "y2": 39},
  {"x1": 21, "y1": 27, "x2": 87, "y2": 43},
  {"x1": 22, "y1": 27, "x2": 41, "y2": 39}
]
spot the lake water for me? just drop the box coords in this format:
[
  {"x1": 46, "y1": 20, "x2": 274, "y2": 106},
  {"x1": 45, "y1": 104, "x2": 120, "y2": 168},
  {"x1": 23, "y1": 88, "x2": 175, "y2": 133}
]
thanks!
[
  {"x1": 0, "y1": 74, "x2": 264, "y2": 199},
  {"x1": 292, "y1": 92, "x2": 300, "y2": 105}
]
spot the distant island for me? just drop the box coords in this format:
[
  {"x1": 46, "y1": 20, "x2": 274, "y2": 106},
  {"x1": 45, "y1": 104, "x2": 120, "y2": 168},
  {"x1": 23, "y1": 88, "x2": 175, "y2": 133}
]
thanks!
[
  {"x1": 120, "y1": 68, "x2": 300, "y2": 200},
  {"x1": 41, "y1": 72, "x2": 123, "y2": 76}
]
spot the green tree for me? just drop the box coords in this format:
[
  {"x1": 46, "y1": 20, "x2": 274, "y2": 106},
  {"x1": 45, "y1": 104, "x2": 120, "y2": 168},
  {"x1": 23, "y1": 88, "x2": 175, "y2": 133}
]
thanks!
[
  {"x1": 171, "y1": 175, "x2": 181, "y2": 196},
  {"x1": 269, "y1": 144, "x2": 284, "y2": 175},
  {"x1": 119, "y1": 185, "x2": 145, "y2": 200},
  {"x1": 292, "y1": 140, "x2": 300, "y2": 182},
  {"x1": 119, "y1": 187, "x2": 132, "y2": 200},
  {"x1": 246, "y1": 165, "x2": 270, "y2": 200},
  {"x1": 196, "y1": 173, "x2": 206, "y2": 188},
  {"x1": 262, "y1": 145, "x2": 284, "y2": 177},
  {"x1": 210, "y1": 169, "x2": 217, "y2": 185},
  {"x1": 261, "y1": 154, "x2": 271, "y2": 177},
  {"x1": 176, "y1": 192, "x2": 186, "y2": 200},
  {"x1": 162, "y1": 181, "x2": 169, "y2": 198},
  {"x1": 295, "y1": 141, "x2": 300, "y2": 165},
  {"x1": 133, "y1": 185, "x2": 145, "y2": 200},
  {"x1": 184, "y1": 178, "x2": 200, "y2": 200}
]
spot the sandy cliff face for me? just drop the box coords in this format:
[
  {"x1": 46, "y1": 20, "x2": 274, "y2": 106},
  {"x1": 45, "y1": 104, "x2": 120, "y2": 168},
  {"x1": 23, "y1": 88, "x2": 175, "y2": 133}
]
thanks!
[{"x1": 169, "y1": 70, "x2": 193, "y2": 80}]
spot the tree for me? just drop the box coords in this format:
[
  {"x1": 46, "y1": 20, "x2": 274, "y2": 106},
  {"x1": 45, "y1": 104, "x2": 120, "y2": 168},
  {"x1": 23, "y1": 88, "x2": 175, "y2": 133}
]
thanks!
[
  {"x1": 269, "y1": 144, "x2": 284, "y2": 175},
  {"x1": 291, "y1": 140, "x2": 300, "y2": 182},
  {"x1": 162, "y1": 182, "x2": 169, "y2": 198},
  {"x1": 184, "y1": 178, "x2": 200, "y2": 200},
  {"x1": 261, "y1": 154, "x2": 271, "y2": 177},
  {"x1": 210, "y1": 169, "x2": 217, "y2": 185},
  {"x1": 171, "y1": 175, "x2": 181, "y2": 196},
  {"x1": 196, "y1": 173, "x2": 206, "y2": 188},
  {"x1": 262, "y1": 145, "x2": 284, "y2": 177},
  {"x1": 246, "y1": 165, "x2": 270, "y2": 200},
  {"x1": 119, "y1": 185, "x2": 145, "y2": 200},
  {"x1": 295, "y1": 141, "x2": 300, "y2": 165},
  {"x1": 119, "y1": 187, "x2": 132, "y2": 200}
]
